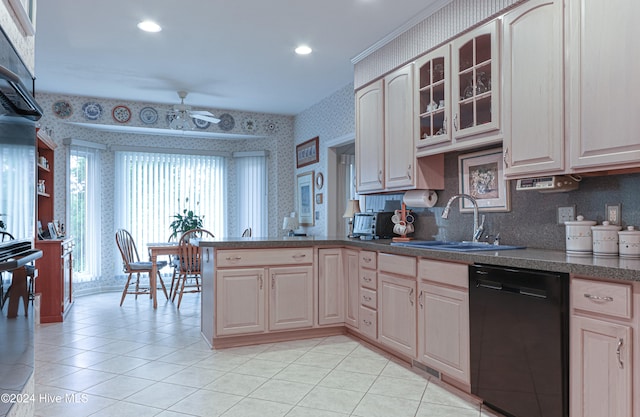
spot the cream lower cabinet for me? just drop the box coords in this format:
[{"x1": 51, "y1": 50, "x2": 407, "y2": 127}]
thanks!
[
  {"x1": 570, "y1": 277, "x2": 636, "y2": 417},
  {"x1": 344, "y1": 249, "x2": 360, "y2": 329},
  {"x1": 417, "y1": 259, "x2": 470, "y2": 388},
  {"x1": 377, "y1": 254, "x2": 417, "y2": 358},
  {"x1": 214, "y1": 248, "x2": 314, "y2": 337},
  {"x1": 318, "y1": 248, "x2": 345, "y2": 326}
]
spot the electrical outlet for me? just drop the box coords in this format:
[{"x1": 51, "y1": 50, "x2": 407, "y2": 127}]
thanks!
[{"x1": 557, "y1": 206, "x2": 576, "y2": 225}]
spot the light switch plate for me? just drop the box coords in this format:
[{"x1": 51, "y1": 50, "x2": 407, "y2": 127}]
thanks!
[
  {"x1": 605, "y1": 204, "x2": 621, "y2": 225},
  {"x1": 558, "y1": 206, "x2": 576, "y2": 225}
]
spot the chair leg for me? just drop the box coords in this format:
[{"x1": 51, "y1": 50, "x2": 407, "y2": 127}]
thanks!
[
  {"x1": 171, "y1": 273, "x2": 182, "y2": 302},
  {"x1": 169, "y1": 268, "x2": 177, "y2": 300},
  {"x1": 120, "y1": 272, "x2": 133, "y2": 306},
  {"x1": 177, "y1": 273, "x2": 187, "y2": 309},
  {"x1": 157, "y1": 273, "x2": 169, "y2": 299}
]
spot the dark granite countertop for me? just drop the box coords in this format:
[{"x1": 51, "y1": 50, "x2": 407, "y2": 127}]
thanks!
[{"x1": 196, "y1": 237, "x2": 640, "y2": 282}]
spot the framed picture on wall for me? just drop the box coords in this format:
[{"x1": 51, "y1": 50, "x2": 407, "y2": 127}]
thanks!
[
  {"x1": 296, "y1": 137, "x2": 319, "y2": 168},
  {"x1": 297, "y1": 171, "x2": 315, "y2": 226},
  {"x1": 458, "y1": 147, "x2": 510, "y2": 212}
]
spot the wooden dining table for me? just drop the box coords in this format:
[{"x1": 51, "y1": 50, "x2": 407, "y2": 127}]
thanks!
[{"x1": 147, "y1": 242, "x2": 179, "y2": 309}]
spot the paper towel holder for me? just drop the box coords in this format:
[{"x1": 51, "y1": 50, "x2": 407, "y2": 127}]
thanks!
[{"x1": 403, "y1": 189, "x2": 438, "y2": 208}]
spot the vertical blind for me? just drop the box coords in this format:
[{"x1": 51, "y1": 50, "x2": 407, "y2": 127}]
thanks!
[
  {"x1": 115, "y1": 151, "x2": 225, "y2": 250},
  {"x1": 69, "y1": 145, "x2": 102, "y2": 281},
  {"x1": 235, "y1": 153, "x2": 267, "y2": 237}
]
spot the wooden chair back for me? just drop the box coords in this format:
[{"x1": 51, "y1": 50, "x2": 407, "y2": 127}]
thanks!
[
  {"x1": 115, "y1": 229, "x2": 141, "y2": 272},
  {"x1": 0, "y1": 231, "x2": 15, "y2": 242},
  {"x1": 178, "y1": 228, "x2": 214, "y2": 275}
]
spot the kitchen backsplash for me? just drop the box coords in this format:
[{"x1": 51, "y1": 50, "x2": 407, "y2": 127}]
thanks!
[{"x1": 377, "y1": 152, "x2": 640, "y2": 251}]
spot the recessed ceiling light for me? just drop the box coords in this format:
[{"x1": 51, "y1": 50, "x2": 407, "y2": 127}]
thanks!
[
  {"x1": 137, "y1": 20, "x2": 162, "y2": 33},
  {"x1": 295, "y1": 45, "x2": 312, "y2": 55}
]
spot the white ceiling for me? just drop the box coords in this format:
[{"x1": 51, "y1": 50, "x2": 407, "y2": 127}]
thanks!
[{"x1": 34, "y1": 0, "x2": 450, "y2": 116}]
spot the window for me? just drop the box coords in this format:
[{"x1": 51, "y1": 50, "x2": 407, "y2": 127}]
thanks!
[
  {"x1": 69, "y1": 145, "x2": 102, "y2": 281},
  {"x1": 234, "y1": 152, "x2": 267, "y2": 237},
  {"x1": 114, "y1": 151, "x2": 225, "y2": 250}
]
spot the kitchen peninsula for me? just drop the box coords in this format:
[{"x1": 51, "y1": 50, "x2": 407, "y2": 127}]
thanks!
[{"x1": 198, "y1": 237, "x2": 640, "y2": 417}]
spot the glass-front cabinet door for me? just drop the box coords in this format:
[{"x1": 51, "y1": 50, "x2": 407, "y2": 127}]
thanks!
[
  {"x1": 414, "y1": 44, "x2": 451, "y2": 150},
  {"x1": 452, "y1": 20, "x2": 500, "y2": 140}
]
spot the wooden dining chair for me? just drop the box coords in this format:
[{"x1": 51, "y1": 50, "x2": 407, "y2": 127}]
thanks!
[
  {"x1": 173, "y1": 228, "x2": 214, "y2": 308},
  {"x1": 115, "y1": 229, "x2": 169, "y2": 306}
]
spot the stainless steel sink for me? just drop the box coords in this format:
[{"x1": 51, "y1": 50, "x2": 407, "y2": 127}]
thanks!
[{"x1": 390, "y1": 240, "x2": 525, "y2": 252}]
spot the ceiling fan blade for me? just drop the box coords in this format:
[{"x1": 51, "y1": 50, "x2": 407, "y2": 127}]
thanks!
[
  {"x1": 190, "y1": 113, "x2": 220, "y2": 124},
  {"x1": 190, "y1": 110, "x2": 214, "y2": 116}
]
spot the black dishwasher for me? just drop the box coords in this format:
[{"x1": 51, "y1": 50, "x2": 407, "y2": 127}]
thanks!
[{"x1": 469, "y1": 264, "x2": 569, "y2": 417}]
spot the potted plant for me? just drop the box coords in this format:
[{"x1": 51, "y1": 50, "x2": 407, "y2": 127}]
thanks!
[{"x1": 169, "y1": 198, "x2": 204, "y2": 240}]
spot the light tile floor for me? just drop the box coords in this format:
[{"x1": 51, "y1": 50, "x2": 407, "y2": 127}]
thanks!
[{"x1": 34, "y1": 292, "x2": 504, "y2": 417}]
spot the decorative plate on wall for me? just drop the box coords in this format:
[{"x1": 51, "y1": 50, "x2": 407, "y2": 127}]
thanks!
[
  {"x1": 139, "y1": 106, "x2": 158, "y2": 124},
  {"x1": 82, "y1": 102, "x2": 102, "y2": 120},
  {"x1": 52, "y1": 100, "x2": 73, "y2": 119},
  {"x1": 112, "y1": 105, "x2": 132, "y2": 123},
  {"x1": 217, "y1": 113, "x2": 235, "y2": 131},
  {"x1": 193, "y1": 118, "x2": 211, "y2": 129},
  {"x1": 242, "y1": 118, "x2": 258, "y2": 133},
  {"x1": 264, "y1": 119, "x2": 279, "y2": 134}
]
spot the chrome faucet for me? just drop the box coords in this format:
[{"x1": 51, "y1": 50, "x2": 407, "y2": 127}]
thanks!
[{"x1": 441, "y1": 193, "x2": 484, "y2": 242}]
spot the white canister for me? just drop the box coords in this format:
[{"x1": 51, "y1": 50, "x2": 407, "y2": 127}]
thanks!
[
  {"x1": 618, "y1": 226, "x2": 640, "y2": 258},
  {"x1": 591, "y1": 221, "x2": 622, "y2": 257},
  {"x1": 565, "y1": 215, "x2": 596, "y2": 255}
]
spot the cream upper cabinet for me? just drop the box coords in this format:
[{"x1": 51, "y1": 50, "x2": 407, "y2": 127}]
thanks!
[
  {"x1": 451, "y1": 20, "x2": 501, "y2": 141},
  {"x1": 356, "y1": 79, "x2": 385, "y2": 193},
  {"x1": 384, "y1": 63, "x2": 416, "y2": 190},
  {"x1": 567, "y1": 0, "x2": 640, "y2": 171},
  {"x1": 415, "y1": 44, "x2": 452, "y2": 152},
  {"x1": 502, "y1": 0, "x2": 565, "y2": 177}
]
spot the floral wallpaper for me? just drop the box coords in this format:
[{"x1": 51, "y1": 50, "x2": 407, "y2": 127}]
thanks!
[
  {"x1": 294, "y1": 83, "x2": 355, "y2": 237},
  {"x1": 36, "y1": 92, "x2": 294, "y2": 293}
]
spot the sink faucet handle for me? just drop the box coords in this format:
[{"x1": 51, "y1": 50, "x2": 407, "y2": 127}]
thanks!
[{"x1": 493, "y1": 233, "x2": 501, "y2": 246}]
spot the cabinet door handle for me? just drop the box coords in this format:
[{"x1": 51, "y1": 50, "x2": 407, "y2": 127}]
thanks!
[
  {"x1": 378, "y1": 170, "x2": 382, "y2": 184},
  {"x1": 363, "y1": 319, "x2": 372, "y2": 326},
  {"x1": 503, "y1": 147, "x2": 509, "y2": 168},
  {"x1": 271, "y1": 275, "x2": 275, "y2": 289},
  {"x1": 418, "y1": 290, "x2": 424, "y2": 309},
  {"x1": 292, "y1": 254, "x2": 306, "y2": 260},
  {"x1": 584, "y1": 293, "x2": 614, "y2": 302},
  {"x1": 442, "y1": 117, "x2": 447, "y2": 134},
  {"x1": 225, "y1": 256, "x2": 242, "y2": 261},
  {"x1": 258, "y1": 274, "x2": 263, "y2": 290},
  {"x1": 363, "y1": 276, "x2": 372, "y2": 282},
  {"x1": 363, "y1": 295, "x2": 372, "y2": 302},
  {"x1": 363, "y1": 257, "x2": 372, "y2": 263},
  {"x1": 453, "y1": 113, "x2": 458, "y2": 131},
  {"x1": 205, "y1": 248, "x2": 210, "y2": 262},
  {"x1": 409, "y1": 288, "x2": 414, "y2": 306},
  {"x1": 407, "y1": 164, "x2": 412, "y2": 180},
  {"x1": 617, "y1": 338, "x2": 624, "y2": 369}
]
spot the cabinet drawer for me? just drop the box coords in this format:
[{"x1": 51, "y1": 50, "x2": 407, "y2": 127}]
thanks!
[
  {"x1": 360, "y1": 288, "x2": 377, "y2": 309},
  {"x1": 360, "y1": 269, "x2": 377, "y2": 290},
  {"x1": 216, "y1": 248, "x2": 313, "y2": 268},
  {"x1": 359, "y1": 306, "x2": 377, "y2": 340},
  {"x1": 418, "y1": 259, "x2": 468, "y2": 288},
  {"x1": 378, "y1": 253, "x2": 416, "y2": 277},
  {"x1": 359, "y1": 251, "x2": 377, "y2": 270},
  {"x1": 572, "y1": 278, "x2": 632, "y2": 319}
]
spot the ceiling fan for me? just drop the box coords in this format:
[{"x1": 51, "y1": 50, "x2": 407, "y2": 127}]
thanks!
[{"x1": 167, "y1": 90, "x2": 220, "y2": 130}]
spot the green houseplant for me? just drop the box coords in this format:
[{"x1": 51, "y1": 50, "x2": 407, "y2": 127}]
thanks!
[{"x1": 169, "y1": 198, "x2": 204, "y2": 240}]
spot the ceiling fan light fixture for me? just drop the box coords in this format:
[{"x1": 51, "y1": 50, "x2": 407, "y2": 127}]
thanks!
[
  {"x1": 137, "y1": 20, "x2": 162, "y2": 33},
  {"x1": 295, "y1": 45, "x2": 312, "y2": 55}
]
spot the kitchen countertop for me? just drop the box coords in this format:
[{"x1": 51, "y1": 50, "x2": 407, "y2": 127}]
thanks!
[{"x1": 196, "y1": 236, "x2": 640, "y2": 282}]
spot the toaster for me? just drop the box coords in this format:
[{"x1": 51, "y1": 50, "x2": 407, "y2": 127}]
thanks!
[{"x1": 352, "y1": 212, "x2": 394, "y2": 239}]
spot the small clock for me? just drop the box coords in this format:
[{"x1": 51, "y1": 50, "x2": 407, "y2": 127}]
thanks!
[
  {"x1": 112, "y1": 105, "x2": 132, "y2": 123},
  {"x1": 315, "y1": 172, "x2": 324, "y2": 190}
]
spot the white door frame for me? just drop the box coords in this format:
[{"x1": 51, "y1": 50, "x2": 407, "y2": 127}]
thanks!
[{"x1": 325, "y1": 133, "x2": 355, "y2": 237}]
